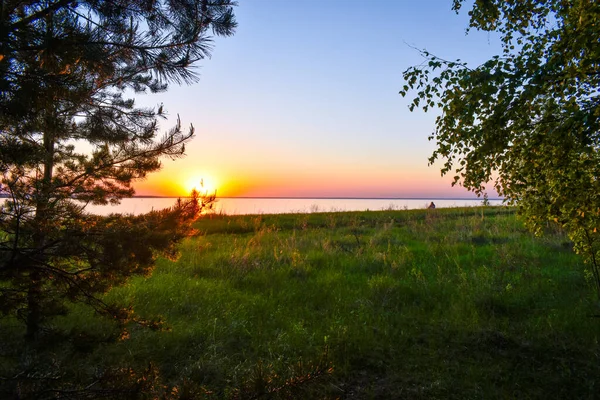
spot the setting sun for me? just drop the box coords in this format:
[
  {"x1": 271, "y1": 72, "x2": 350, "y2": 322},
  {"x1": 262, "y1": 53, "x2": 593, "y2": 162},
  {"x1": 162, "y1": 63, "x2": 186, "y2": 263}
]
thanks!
[{"x1": 185, "y1": 175, "x2": 218, "y2": 195}]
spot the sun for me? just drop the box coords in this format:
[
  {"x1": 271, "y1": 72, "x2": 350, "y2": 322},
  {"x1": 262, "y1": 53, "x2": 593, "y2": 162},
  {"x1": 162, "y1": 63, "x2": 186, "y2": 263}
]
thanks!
[{"x1": 184, "y1": 175, "x2": 218, "y2": 195}]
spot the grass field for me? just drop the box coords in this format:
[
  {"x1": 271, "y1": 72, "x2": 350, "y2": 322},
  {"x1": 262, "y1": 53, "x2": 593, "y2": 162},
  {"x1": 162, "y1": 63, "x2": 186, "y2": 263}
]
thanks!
[{"x1": 2, "y1": 206, "x2": 600, "y2": 398}]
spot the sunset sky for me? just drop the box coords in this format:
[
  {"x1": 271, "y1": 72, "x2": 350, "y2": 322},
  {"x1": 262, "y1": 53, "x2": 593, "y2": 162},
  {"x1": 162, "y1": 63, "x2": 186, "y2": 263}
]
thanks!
[{"x1": 133, "y1": 0, "x2": 503, "y2": 198}]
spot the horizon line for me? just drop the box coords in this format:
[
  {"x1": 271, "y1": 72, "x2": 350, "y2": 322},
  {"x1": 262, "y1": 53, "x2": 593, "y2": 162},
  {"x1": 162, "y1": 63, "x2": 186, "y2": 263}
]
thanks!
[{"x1": 132, "y1": 195, "x2": 505, "y2": 201}]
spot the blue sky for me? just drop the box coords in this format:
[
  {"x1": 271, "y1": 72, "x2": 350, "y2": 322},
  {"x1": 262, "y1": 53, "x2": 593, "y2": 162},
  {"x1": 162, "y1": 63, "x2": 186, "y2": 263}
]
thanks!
[{"x1": 135, "y1": 0, "x2": 503, "y2": 198}]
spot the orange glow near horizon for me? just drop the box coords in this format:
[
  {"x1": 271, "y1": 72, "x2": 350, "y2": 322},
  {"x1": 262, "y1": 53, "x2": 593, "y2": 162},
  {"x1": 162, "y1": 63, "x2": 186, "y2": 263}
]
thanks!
[
  {"x1": 184, "y1": 174, "x2": 218, "y2": 195},
  {"x1": 132, "y1": 165, "x2": 483, "y2": 199},
  {"x1": 133, "y1": 167, "x2": 225, "y2": 197}
]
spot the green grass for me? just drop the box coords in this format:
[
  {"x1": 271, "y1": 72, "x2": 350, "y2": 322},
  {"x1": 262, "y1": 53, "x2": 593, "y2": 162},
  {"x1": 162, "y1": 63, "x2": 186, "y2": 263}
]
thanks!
[{"x1": 3, "y1": 206, "x2": 600, "y2": 398}]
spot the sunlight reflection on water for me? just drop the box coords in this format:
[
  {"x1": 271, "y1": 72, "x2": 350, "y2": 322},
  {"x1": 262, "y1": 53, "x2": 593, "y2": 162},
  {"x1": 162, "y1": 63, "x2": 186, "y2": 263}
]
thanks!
[{"x1": 82, "y1": 197, "x2": 504, "y2": 216}]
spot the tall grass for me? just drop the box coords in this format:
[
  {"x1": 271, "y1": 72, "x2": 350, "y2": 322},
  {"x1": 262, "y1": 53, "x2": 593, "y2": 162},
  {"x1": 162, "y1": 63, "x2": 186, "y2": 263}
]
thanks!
[{"x1": 2, "y1": 206, "x2": 599, "y2": 398}]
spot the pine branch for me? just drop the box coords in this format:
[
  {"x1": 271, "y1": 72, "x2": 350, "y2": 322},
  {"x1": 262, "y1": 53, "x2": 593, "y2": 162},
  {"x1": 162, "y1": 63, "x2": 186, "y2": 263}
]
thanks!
[{"x1": 5, "y1": 0, "x2": 78, "y2": 33}]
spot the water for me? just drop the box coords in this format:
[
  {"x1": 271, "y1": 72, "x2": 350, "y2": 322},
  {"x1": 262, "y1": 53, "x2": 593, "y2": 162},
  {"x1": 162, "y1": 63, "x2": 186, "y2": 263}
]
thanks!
[{"x1": 83, "y1": 197, "x2": 504, "y2": 216}]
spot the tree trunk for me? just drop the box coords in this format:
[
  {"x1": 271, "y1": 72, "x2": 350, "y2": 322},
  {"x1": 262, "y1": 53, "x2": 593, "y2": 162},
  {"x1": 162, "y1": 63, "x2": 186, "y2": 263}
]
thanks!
[
  {"x1": 25, "y1": 271, "x2": 42, "y2": 341},
  {"x1": 25, "y1": 114, "x2": 55, "y2": 341},
  {"x1": 24, "y1": 11, "x2": 58, "y2": 341}
]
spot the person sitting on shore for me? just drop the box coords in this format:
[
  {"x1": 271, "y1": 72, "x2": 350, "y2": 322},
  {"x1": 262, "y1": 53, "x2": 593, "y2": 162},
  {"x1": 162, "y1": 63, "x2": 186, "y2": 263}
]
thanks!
[{"x1": 428, "y1": 202, "x2": 436, "y2": 209}]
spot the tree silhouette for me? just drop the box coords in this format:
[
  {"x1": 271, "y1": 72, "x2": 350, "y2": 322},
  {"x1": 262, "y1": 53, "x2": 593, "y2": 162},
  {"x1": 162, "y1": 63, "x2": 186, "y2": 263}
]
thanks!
[{"x1": 0, "y1": 0, "x2": 235, "y2": 342}]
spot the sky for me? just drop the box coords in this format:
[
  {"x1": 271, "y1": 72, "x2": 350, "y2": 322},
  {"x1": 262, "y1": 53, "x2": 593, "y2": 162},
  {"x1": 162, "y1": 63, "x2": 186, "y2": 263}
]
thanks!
[{"x1": 133, "y1": 0, "x2": 503, "y2": 198}]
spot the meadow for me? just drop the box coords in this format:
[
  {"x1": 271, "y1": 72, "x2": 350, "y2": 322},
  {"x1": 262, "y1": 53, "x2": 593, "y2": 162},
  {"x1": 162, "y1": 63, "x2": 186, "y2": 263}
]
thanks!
[{"x1": 3, "y1": 206, "x2": 600, "y2": 398}]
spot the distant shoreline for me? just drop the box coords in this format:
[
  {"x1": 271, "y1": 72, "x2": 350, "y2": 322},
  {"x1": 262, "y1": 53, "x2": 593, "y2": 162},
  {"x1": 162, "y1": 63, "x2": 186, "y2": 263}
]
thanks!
[
  {"x1": 131, "y1": 196, "x2": 505, "y2": 201},
  {"x1": 0, "y1": 195, "x2": 505, "y2": 201}
]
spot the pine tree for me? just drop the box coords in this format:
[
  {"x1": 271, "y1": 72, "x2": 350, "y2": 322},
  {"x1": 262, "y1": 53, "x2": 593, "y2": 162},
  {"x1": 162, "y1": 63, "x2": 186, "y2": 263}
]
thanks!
[{"x1": 0, "y1": 0, "x2": 236, "y2": 341}]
